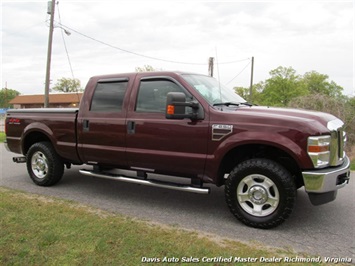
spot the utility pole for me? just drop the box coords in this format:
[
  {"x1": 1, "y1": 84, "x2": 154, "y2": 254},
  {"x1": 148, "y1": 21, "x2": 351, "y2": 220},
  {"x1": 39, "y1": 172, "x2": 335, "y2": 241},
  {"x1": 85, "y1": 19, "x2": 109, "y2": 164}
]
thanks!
[
  {"x1": 44, "y1": 0, "x2": 55, "y2": 108},
  {"x1": 208, "y1": 57, "x2": 214, "y2": 77},
  {"x1": 249, "y1": 56, "x2": 254, "y2": 102}
]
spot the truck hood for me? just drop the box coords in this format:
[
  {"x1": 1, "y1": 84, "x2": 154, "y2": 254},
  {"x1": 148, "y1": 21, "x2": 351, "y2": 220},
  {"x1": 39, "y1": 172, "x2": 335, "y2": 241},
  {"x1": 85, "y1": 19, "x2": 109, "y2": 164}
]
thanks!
[{"x1": 226, "y1": 106, "x2": 340, "y2": 134}]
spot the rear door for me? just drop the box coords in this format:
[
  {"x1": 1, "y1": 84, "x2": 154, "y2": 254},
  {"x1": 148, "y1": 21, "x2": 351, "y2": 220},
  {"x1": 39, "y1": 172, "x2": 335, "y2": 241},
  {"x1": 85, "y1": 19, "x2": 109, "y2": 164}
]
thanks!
[
  {"x1": 77, "y1": 76, "x2": 133, "y2": 167},
  {"x1": 125, "y1": 75, "x2": 209, "y2": 177}
]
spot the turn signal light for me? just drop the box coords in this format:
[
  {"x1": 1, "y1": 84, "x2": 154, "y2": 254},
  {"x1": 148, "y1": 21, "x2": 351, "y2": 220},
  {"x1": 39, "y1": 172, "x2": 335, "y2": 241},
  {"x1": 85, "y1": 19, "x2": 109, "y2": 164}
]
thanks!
[
  {"x1": 308, "y1": 145, "x2": 329, "y2": 153},
  {"x1": 167, "y1": 105, "x2": 175, "y2": 115},
  {"x1": 307, "y1": 135, "x2": 331, "y2": 168}
]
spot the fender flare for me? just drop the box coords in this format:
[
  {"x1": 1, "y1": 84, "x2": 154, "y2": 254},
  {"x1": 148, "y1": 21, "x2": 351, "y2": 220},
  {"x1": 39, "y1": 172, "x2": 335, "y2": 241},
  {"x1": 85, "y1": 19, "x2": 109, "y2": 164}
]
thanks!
[
  {"x1": 217, "y1": 131, "x2": 310, "y2": 167},
  {"x1": 204, "y1": 131, "x2": 313, "y2": 185},
  {"x1": 21, "y1": 122, "x2": 56, "y2": 154}
]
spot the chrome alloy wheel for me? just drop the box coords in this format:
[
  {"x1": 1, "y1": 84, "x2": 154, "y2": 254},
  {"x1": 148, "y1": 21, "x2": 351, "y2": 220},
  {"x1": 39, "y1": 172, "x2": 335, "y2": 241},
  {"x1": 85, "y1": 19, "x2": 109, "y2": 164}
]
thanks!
[
  {"x1": 237, "y1": 174, "x2": 280, "y2": 217},
  {"x1": 31, "y1": 151, "x2": 49, "y2": 179}
]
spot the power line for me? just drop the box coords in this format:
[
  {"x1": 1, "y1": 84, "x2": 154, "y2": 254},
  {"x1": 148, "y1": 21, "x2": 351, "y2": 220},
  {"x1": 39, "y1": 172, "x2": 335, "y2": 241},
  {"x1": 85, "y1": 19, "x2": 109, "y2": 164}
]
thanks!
[
  {"x1": 58, "y1": 23, "x2": 205, "y2": 65},
  {"x1": 218, "y1": 58, "x2": 251, "y2": 64},
  {"x1": 57, "y1": 22, "x2": 249, "y2": 66},
  {"x1": 56, "y1": 2, "x2": 75, "y2": 80},
  {"x1": 226, "y1": 60, "x2": 251, "y2": 85}
]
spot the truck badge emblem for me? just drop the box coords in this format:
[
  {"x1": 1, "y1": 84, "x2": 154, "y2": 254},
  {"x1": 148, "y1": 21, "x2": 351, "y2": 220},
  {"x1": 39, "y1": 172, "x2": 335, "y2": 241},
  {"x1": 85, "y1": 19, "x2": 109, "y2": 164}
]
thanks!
[{"x1": 212, "y1": 124, "x2": 233, "y2": 141}]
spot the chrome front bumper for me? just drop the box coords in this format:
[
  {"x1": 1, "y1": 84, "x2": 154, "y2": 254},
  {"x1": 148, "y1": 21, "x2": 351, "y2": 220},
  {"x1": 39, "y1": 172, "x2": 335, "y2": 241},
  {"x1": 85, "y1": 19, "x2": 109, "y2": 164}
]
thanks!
[{"x1": 302, "y1": 156, "x2": 350, "y2": 193}]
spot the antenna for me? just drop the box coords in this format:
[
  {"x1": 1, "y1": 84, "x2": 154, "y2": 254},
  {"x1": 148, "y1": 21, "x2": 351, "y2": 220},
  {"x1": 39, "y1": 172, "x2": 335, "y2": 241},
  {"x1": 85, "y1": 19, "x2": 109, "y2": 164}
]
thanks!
[
  {"x1": 249, "y1": 56, "x2": 254, "y2": 102},
  {"x1": 215, "y1": 47, "x2": 222, "y2": 101}
]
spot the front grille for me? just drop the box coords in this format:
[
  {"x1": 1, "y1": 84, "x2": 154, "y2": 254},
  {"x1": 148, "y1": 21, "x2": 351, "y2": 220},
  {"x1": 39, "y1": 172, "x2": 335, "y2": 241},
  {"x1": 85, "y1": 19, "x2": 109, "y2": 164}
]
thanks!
[
  {"x1": 328, "y1": 119, "x2": 346, "y2": 166},
  {"x1": 338, "y1": 129, "x2": 346, "y2": 159}
]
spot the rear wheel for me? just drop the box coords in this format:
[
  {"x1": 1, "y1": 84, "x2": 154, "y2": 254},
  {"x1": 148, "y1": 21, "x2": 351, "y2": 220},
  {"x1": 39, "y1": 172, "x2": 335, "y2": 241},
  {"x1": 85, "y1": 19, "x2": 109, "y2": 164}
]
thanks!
[
  {"x1": 225, "y1": 158, "x2": 296, "y2": 229},
  {"x1": 26, "y1": 142, "x2": 64, "y2": 186}
]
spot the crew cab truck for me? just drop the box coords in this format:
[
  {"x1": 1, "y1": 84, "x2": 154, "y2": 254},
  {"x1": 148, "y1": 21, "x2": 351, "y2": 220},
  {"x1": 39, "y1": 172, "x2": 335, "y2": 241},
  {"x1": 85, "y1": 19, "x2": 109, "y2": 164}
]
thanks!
[{"x1": 5, "y1": 71, "x2": 351, "y2": 229}]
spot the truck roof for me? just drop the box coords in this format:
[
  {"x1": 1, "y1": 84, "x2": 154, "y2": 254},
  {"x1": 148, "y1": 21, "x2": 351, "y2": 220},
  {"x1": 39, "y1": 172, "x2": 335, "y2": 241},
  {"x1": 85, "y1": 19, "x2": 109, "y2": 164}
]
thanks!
[{"x1": 89, "y1": 71, "x2": 205, "y2": 80}]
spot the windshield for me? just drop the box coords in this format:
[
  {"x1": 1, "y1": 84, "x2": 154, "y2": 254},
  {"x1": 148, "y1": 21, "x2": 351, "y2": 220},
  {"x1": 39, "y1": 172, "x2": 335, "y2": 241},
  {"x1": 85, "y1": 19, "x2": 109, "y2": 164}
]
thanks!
[{"x1": 182, "y1": 74, "x2": 246, "y2": 106}]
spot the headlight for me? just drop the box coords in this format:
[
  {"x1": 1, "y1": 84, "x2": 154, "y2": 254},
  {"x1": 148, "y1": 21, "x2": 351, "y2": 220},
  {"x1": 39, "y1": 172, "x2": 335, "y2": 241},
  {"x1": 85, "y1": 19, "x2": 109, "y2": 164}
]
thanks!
[{"x1": 307, "y1": 135, "x2": 331, "y2": 168}]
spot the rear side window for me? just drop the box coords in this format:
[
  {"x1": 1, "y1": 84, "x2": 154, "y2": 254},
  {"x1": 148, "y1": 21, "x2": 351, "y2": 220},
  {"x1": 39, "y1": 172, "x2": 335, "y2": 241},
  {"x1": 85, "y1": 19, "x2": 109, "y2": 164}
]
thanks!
[{"x1": 90, "y1": 81, "x2": 128, "y2": 112}]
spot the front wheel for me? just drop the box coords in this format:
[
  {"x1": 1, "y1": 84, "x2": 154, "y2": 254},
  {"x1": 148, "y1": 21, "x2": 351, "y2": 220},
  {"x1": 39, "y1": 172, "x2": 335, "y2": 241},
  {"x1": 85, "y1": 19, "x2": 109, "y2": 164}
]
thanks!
[
  {"x1": 26, "y1": 142, "x2": 64, "y2": 186},
  {"x1": 225, "y1": 159, "x2": 296, "y2": 229}
]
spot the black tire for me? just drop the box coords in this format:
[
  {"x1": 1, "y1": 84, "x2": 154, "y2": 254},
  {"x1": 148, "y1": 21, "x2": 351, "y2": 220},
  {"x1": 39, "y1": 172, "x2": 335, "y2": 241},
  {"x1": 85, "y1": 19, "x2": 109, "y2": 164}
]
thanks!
[
  {"x1": 225, "y1": 158, "x2": 296, "y2": 229},
  {"x1": 26, "y1": 142, "x2": 64, "y2": 186}
]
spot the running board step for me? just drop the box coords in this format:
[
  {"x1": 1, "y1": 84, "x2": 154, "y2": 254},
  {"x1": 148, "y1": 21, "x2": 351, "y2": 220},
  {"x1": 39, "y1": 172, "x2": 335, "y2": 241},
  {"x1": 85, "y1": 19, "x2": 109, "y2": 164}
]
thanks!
[{"x1": 79, "y1": 169, "x2": 210, "y2": 194}]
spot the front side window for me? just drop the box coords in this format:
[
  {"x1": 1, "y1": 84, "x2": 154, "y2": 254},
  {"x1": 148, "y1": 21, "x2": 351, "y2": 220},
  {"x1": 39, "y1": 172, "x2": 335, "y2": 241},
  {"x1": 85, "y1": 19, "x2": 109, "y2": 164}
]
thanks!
[
  {"x1": 90, "y1": 81, "x2": 128, "y2": 112},
  {"x1": 136, "y1": 79, "x2": 186, "y2": 113}
]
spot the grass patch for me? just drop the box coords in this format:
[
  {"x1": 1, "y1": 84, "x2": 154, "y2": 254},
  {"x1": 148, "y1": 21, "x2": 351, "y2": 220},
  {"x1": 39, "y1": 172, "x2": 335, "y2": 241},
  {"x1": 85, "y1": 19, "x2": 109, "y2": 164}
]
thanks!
[
  {"x1": 0, "y1": 187, "x2": 329, "y2": 266},
  {"x1": 0, "y1": 132, "x2": 5, "y2": 143},
  {"x1": 351, "y1": 159, "x2": 355, "y2": 171}
]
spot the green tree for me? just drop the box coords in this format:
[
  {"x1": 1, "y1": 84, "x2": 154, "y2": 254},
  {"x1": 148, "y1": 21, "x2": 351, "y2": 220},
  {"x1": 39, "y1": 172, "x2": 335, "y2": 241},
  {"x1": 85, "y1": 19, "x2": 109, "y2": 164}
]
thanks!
[
  {"x1": 0, "y1": 88, "x2": 20, "y2": 108},
  {"x1": 233, "y1": 67, "x2": 345, "y2": 107},
  {"x1": 347, "y1": 96, "x2": 355, "y2": 109},
  {"x1": 235, "y1": 86, "x2": 249, "y2": 99},
  {"x1": 135, "y1": 65, "x2": 158, "y2": 72},
  {"x1": 289, "y1": 94, "x2": 355, "y2": 148},
  {"x1": 301, "y1": 71, "x2": 343, "y2": 97},
  {"x1": 52, "y1": 78, "x2": 82, "y2": 93},
  {"x1": 234, "y1": 82, "x2": 263, "y2": 104},
  {"x1": 260, "y1": 66, "x2": 307, "y2": 106}
]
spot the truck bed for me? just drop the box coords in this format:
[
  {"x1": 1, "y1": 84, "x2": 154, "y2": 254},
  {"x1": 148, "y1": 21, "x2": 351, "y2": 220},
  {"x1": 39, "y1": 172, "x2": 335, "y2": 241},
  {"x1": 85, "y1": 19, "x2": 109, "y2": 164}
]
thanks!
[{"x1": 6, "y1": 108, "x2": 80, "y2": 162}]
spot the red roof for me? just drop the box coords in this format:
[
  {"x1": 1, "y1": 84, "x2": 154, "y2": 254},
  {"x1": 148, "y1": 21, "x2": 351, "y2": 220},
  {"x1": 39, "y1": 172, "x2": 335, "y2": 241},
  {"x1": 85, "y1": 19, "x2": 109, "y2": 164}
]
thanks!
[{"x1": 10, "y1": 93, "x2": 83, "y2": 104}]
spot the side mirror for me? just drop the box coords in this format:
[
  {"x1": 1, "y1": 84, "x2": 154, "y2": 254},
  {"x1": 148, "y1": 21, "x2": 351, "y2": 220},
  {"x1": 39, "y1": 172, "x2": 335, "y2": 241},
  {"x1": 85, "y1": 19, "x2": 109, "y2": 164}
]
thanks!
[{"x1": 166, "y1": 92, "x2": 201, "y2": 120}]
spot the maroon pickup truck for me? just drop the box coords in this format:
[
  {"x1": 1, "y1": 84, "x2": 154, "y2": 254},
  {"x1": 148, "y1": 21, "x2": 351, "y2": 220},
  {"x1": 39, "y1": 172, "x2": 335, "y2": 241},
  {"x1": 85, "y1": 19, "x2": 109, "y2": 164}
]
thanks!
[{"x1": 5, "y1": 71, "x2": 351, "y2": 228}]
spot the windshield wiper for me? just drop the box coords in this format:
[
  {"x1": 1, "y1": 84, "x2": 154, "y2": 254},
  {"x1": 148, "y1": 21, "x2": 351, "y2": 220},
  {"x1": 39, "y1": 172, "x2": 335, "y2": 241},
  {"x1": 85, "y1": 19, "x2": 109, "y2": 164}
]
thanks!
[
  {"x1": 239, "y1": 102, "x2": 253, "y2": 107},
  {"x1": 213, "y1": 102, "x2": 253, "y2": 107},
  {"x1": 213, "y1": 102, "x2": 240, "y2": 107}
]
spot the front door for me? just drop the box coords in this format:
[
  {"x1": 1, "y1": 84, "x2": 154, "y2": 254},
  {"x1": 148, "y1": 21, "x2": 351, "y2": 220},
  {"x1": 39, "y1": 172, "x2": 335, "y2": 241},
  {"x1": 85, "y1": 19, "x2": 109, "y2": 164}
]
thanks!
[{"x1": 126, "y1": 77, "x2": 208, "y2": 177}]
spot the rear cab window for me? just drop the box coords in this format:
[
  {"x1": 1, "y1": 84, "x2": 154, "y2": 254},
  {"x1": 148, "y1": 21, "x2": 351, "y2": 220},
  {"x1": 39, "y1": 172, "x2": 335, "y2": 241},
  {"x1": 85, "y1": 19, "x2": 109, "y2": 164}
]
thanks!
[{"x1": 90, "y1": 79, "x2": 128, "y2": 112}]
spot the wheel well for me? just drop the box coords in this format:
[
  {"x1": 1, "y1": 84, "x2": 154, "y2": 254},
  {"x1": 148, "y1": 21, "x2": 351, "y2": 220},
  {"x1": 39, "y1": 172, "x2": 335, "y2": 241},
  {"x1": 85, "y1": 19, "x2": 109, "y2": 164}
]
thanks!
[
  {"x1": 23, "y1": 132, "x2": 51, "y2": 155},
  {"x1": 218, "y1": 144, "x2": 304, "y2": 188}
]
